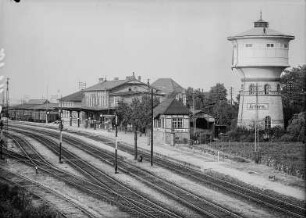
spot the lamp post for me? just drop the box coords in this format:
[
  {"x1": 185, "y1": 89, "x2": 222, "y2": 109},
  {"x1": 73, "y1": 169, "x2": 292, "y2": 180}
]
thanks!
[{"x1": 114, "y1": 113, "x2": 118, "y2": 173}]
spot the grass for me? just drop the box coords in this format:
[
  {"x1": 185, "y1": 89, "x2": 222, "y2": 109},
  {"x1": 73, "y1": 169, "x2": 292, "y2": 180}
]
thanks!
[{"x1": 208, "y1": 141, "x2": 305, "y2": 179}]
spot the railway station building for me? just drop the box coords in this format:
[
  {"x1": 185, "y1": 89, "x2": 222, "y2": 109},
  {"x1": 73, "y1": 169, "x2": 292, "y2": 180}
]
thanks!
[{"x1": 60, "y1": 73, "x2": 162, "y2": 129}]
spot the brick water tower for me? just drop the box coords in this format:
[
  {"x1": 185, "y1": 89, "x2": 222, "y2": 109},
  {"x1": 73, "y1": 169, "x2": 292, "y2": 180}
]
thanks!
[{"x1": 228, "y1": 13, "x2": 294, "y2": 129}]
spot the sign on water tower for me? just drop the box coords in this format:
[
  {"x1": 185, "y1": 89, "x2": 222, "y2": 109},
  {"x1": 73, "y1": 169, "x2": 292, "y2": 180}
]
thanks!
[{"x1": 247, "y1": 103, "x2": 269, "y2": 110}]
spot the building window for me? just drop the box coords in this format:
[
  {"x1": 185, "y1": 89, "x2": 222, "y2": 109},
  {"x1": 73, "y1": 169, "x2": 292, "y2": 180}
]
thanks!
[
  {"x1": 172, "y1": 118, "x2": 183, "y2": 129},
  {"x1": 265, "y1": 116, "x2": 271, "y2": 130},
  {"x1": 249, "y1": 84, "x2": 255, "y2": 95},
  {"x1": 284, "y1": 44, "x2": 288, "y2": 48},
  {"x1": 266, "y1": 43, "x2": 274, "y2": 48},
  {"x1": 245, "y1": 44, "x2": 253, "y2": 47},
  {"x1": 264, "y1": 84, "x2": 271, "y2": 95}
]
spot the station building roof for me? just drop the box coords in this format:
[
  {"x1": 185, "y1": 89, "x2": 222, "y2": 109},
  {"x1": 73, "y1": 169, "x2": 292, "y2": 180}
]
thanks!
[
  {"x1": 85, "y1": 79, "x2": 127, "y2": 92},
  {"x1": 27, "y1": 99, "x2": 49, "y2": 105},
  {"x1": 152, "y1": 78, "x2": 185, "y2": 96},
  {"x1": 60, "y1": 91, "x2": 84, "y2": 102}
]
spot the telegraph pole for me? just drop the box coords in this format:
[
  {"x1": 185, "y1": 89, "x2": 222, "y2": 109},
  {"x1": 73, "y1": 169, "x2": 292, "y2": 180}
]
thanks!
[
  {"x1": 46, "y1": 85, "x2": 48, "y2": 124},
  {"x1": 59, "y1": 95, "x2": 63, "y2": 163},
  {"x1": 254, "y1": 83, "x2": 258, "y2": 152},
  {"x1": 254, "y1": 83, "x2": 259, "y2": 163},
  {"x1": 230, "y1": 87, "x2": 233, "y2": 105},
  {"x1": 115, "y1": 113, "x2": 118, "y2": 173},
  {"x1": 6, "y1": 78, "x2": 9, "y2": 135},
  {"x1": 151, "y1": 85, "x2": 154, "y2": 166},
  {"x1": 303, "y1": 76, "x2": 306, "y2": 144}
]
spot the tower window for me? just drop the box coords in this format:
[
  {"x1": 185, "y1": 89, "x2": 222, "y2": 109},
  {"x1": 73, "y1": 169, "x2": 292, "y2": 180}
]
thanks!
[
  {"x1": 249, "y1": 84, "x2": 256, "y2": 95},
  {"x1": 277, "y1": 84, "x2": 281, "y2": 93},
  {"x1": 266, "y1": 44, "x2": 274, "y2": 48},
  {"x1": 264, "y1": 84, "x2": 271, "y2": 95},
  {"x1": 265, "y1": 116, "x2": 271, "y2": 130},
  {"x1": 245, "y1": 44, "x2": 253, "y2": 47}
]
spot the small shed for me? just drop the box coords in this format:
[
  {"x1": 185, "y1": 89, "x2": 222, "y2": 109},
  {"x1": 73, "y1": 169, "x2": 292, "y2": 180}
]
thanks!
[
  {"x1": 190, "y1": 110, "x2": 215, "y2": 144},
  {"x1": 153, "y1": 98, "x2": 190, "y2": 145}
]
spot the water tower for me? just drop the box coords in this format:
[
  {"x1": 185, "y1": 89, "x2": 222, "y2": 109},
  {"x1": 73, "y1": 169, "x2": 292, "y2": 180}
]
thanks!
[{"x1": 228, "y1": 13, "x2": 294, "y2": 129}]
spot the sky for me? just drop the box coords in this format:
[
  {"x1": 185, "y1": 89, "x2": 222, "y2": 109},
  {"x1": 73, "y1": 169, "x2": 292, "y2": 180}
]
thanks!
[{"x1": 0, "y1": 0, "x2": 305, "y2": 104}]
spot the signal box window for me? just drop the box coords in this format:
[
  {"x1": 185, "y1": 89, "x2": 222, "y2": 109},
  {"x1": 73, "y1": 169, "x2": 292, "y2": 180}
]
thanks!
[
  {"x1": 266, "y1": 44, "x2": 274, "y2": 48},
  {"x1": 245, "y1": 44, "x2": 253, "y2": 47},
  {"x1": 172, "y1": 118, "x2": 183, "y2": 129}
]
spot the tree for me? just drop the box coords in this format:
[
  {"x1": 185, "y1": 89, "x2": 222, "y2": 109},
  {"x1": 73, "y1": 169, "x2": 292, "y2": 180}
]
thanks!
[
  {"x1": 208, "y1": 83, "x2": 227, "y2": 104},
  {"x1": 186, "y1": 87, "x2": 209, "y2": 112},
  {"x1": 281, "y1": 65, "x2": 306, "y2": 128},
  {"x1": 116, "y1": 95, "x2": 160, "y2": 159},
  {"x1": 211, "y1": 99, "x2": 238, "y2": 127},
  {"x1": 116, "y1": 100, "x2": 132, "y2": 132},
  {"x1": 207, "y1": 83, "x2": 237, "y2": 127}
]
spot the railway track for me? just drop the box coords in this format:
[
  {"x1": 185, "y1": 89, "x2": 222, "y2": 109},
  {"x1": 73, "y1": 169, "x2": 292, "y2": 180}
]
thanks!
[
  {"x1": 33, "y1": 127, "x2": 244, "y2": 218},
  {"x1": 0, "y1": 167, "x2": 93, "y2": 218},
  {"x1": 57, "y1": 125, "x2": 306, "y2": 218},
  {"x1": 10, "y1": 123, "x2": 306, "y2": 217},
  {"x1": 7, "y1": 129, "x2": 185, "y2": 218}
]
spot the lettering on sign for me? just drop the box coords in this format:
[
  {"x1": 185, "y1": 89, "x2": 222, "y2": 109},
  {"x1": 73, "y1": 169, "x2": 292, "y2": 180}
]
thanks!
[{"x1": 247, "y1": 103, "x2": 269, "y2": 110}]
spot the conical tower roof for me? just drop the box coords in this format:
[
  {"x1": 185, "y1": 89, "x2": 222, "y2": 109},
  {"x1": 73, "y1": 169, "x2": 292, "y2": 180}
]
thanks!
[{"x1": 228, "y1": 13, "x2": 294, "y2": 40}]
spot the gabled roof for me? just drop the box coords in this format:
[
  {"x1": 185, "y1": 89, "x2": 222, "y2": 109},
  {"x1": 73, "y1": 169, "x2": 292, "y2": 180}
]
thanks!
[
  {"x1": 61, "y1": 91, "x2": 84, "y2": 102},
  {"x1": 85, "y1": 79, "x2": 128, "y2": 92},
  {"x1": 153, "y1": 98, "x2": 189, "y2": 118},
  {"x1": 191, "y1": 110, "x2": 215, "y2": 122},
  {"x1": 152, "y1": 78, "x2": 185, "y2": 96},
  {"x1": 27, "y1": 99, "x2": 49, "y2": 105}
]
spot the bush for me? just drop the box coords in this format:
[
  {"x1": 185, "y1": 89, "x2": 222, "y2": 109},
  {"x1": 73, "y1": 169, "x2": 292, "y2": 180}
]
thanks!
[
  {"x1": 286, "y1": 112, "x2": 305, "y2": 142},
  {"x1": 269, "y1": 126, "x2": 286, "y2": 140},
  {"x1": 227, "y1": 127, "x2": 251, "y2": 141},
  {"x1": 280, "y1": 134, "x2": 295, "y2": 142},
  {"x1": 0, "y1": 184, "x2": 57, "y2": 218}
]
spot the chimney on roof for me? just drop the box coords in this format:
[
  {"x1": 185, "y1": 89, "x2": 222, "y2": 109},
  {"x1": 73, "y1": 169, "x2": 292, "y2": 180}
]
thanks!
[
  {"x1": 138, "y1": 76, "x2": 141, "y2": 82},
  {"x1": 99, "y1": 78, "x2": 104, "y2": 83}
]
